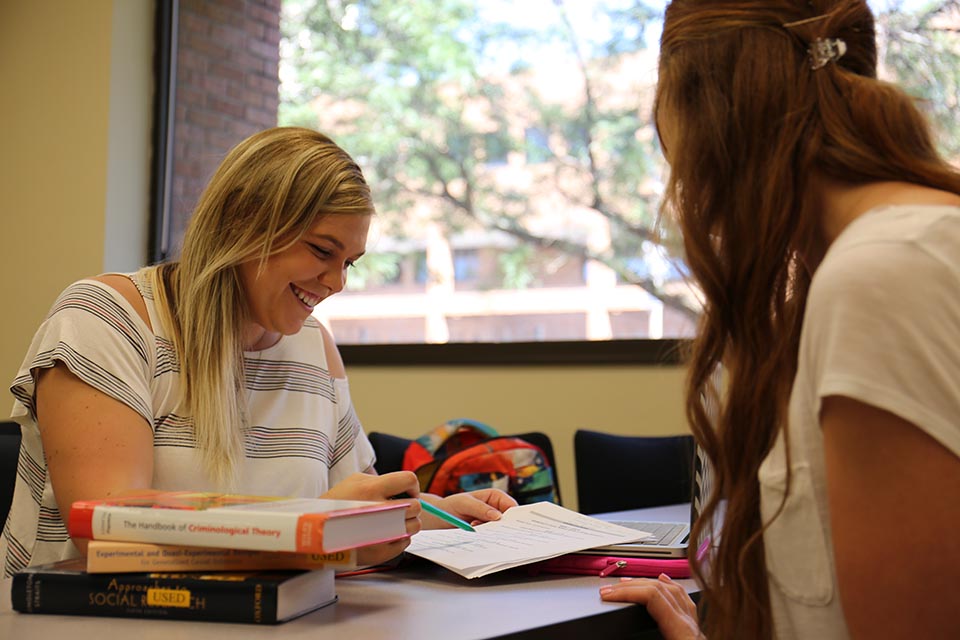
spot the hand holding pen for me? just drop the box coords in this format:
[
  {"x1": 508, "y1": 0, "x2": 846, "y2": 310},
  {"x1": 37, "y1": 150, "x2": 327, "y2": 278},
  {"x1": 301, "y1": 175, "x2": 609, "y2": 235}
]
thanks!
[
  {"x1": 419, "y1": 499, "x2": 476, "y2": 532},
  {"x1": 420, "y1": 489, "x2": 518, "y2": 530},
  {"x1": 390, "y1": 492, "x2": 479, "y2": 532},
  {"x1": 392, "y1": 487, "x2": 516, "y2": 532}
]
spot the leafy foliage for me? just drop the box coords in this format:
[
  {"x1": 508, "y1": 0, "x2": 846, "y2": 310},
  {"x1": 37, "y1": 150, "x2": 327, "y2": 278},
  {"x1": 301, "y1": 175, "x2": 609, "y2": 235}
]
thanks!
[
  {"x1": 280, "y1": 0, "x2": 960, "y2": 319},
  {"x1": 875, "y1": 1, "x2": 960, "y2": 160}
]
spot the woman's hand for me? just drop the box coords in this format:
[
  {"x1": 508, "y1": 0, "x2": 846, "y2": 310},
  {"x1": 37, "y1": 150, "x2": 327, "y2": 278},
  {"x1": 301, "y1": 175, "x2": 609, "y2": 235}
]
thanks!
[
  {"x1": 321, "y1": 471, "x2": 422, "y2": 537},
  {"x1": 422, "y1": 489, "x2": 518, "y2": 527},
  {"x1": 322, "y1": 471, "x2": 423, "y2": 566},
  {"x1": 599, "y1": 574, "x2": 703, "y2": 640},
  {"x1": 322, "y1": 470, "x2": 420, "y2": 503},
  {"x1": 355, "y1": 537, "x2": 414, "y2": 567}
]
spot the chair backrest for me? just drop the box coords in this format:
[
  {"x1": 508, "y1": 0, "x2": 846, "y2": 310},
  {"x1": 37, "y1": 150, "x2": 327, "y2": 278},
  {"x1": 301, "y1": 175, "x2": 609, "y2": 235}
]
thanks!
[
  {"x1": 574, "y1": 429, "x2": 694, "y2": 515},
  {"x1": 367, "y1": 431, "x2": 413, "y2": 476},
  {"x1": 0, "y1": 421, "x2": 22, "y2": 526},
  {"x1": 368, "y1": 429, "x2": 561, "y2": 504}
]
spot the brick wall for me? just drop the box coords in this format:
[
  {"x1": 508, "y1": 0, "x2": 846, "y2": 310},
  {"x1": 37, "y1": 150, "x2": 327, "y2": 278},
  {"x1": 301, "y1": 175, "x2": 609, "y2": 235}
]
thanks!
[{"x1": 169, "y1": 0, "x2": 281, "y2": 256}]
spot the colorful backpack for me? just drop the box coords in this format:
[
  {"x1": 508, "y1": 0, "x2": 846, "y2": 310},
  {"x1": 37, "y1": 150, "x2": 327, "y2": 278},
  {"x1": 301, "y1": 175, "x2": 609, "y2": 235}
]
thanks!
[{"x1": 401, "y1": 419, "x2": 559, "y2": 505}]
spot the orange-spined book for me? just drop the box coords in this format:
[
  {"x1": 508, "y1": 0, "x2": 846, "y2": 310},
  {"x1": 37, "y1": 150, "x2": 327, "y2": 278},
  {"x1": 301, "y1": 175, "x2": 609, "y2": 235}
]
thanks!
[
  {"x1": 85, "y1": 540, "x2": 358, "y2": 573},
  {"x1": 69, "y1": 492, "x2": 408, "y2": 554}
]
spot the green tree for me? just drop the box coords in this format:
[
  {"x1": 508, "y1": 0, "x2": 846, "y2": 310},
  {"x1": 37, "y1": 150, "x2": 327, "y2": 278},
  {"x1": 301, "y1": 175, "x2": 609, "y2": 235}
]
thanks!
[
  {"x1": 279, "y1": 0, "x2": 960, "y2": 319},
  {"x1": 875, "y1": 1, "x2": 960, "y2": 160},
  {"x1": 280, "y1": 0, "x2": 696, "y2": 317}
]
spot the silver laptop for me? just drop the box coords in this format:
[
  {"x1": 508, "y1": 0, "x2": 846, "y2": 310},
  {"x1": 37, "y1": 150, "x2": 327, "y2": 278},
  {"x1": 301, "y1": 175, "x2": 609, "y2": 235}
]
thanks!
[
  {"x1": 579, "y1": 445, "x2": 711, "y2": 558},
  {"x1": 580, "y1": 374, "x2": 720, "y2": 558}
]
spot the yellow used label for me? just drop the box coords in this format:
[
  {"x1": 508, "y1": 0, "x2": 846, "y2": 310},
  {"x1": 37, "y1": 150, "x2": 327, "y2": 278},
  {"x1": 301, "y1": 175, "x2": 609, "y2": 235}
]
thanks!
[{"x1": 146, "y1": 587, "x2": 191, "y2": 608}]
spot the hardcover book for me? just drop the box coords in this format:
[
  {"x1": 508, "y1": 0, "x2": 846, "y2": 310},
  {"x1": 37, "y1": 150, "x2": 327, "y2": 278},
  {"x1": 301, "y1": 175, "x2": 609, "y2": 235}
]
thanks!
[
  {"x1": 12, "y1": 558, "x2": 336, "y2": 624},
  {"x1": 85, "y1": 540, "x2": 357, "y2": 573},
  {"x1": 69, "y1": 491, "x2": 409, "y2": 553}
]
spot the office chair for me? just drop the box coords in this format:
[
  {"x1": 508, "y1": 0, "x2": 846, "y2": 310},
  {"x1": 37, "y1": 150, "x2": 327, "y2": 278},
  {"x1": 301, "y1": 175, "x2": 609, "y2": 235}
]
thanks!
[
  {"x1": 0, "y1": 421, "x2": 22, "y2": 525},
  {"x1": 368, "y1": 431, "x2": 414, "y2": 476},
  {"x1": 367, "y1": 429, "x2": 561, "y2": 504},
  {"x1": 574, "y1": 429, "x2": 694, "y2": 515}
]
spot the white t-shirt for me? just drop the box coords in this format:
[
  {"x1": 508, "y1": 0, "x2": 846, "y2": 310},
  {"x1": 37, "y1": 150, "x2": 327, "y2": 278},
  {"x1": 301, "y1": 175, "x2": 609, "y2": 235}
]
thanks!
[
  {"x1": 2, "y1": 267, "x2": 375, "y2": 576},
  {"x1": 759, "y1": 205, "x2": 960, "y2": 639}
]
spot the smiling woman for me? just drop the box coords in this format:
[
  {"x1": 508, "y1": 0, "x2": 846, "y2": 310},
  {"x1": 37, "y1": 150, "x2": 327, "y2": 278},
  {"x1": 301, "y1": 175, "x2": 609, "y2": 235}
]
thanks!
[
  {"x1": 153, "y1": 127, "x2": 376, "y2": 485},
  {"x1": 240, "y1": 213, "x2": 372, "y2": 349},
  {"x1": 1, "y1": 127, "x2": 519, "y2": 579}
]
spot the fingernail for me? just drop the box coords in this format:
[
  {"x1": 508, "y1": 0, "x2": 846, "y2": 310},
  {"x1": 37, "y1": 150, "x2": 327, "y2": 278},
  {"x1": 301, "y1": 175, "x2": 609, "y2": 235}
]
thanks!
[
  {"x1": 599, "y1": 586, "x2": 612, "y2": 595},
  {"x1": 486, "y1": 509, "x2": 501, "y2": 520},
  {"x1": 659, "y1": 573, "x2": 672, "y2": 581}
]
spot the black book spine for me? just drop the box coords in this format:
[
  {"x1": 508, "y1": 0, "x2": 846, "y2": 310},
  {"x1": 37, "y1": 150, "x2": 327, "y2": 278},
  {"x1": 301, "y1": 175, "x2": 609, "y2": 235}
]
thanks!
[{"x1": 11, "y1": 570, "x2": 282, "y2": 624}]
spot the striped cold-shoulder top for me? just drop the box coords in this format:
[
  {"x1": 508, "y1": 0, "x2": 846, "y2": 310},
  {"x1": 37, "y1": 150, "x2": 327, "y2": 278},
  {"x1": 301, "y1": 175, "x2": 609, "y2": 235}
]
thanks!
[{"x1": 1, "y1": 266, "x2": 374, "y2": 576}]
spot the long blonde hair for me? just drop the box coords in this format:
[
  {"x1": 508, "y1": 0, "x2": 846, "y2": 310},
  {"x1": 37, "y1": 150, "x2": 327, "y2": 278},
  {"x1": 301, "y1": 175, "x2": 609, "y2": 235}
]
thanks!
[
  {"x1": 657, "y1": 1, "x2": 960, "y2": 637},
  {"x1": 151, "y1": 127, "x2": 374, "y2": 487}
]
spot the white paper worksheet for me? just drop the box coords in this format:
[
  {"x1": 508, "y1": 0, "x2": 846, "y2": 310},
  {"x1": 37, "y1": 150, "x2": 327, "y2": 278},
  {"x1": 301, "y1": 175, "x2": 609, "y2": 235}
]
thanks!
[{"x1": 405, "y1": 502, "x2": 651, "y2": 578}]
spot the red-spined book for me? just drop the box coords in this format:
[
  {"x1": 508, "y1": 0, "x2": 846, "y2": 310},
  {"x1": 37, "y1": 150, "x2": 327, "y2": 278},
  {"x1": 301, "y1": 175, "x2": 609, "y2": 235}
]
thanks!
[{"x1": 69, "y1": 492, "x2": 408, "y2": 553}]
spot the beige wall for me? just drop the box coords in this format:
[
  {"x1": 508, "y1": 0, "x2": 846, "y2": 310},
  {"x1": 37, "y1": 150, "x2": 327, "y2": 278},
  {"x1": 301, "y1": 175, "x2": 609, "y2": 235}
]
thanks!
[
  {"x1": 0, "y1": 0, "x2": 151, "y2": 390},
  {"x1": 1, "y1": 1, "x2": 112, "y2": 385},
  {"x1": 348, "y1": 365, "x2": 688, "y2": 510},
  {"x1": 0, "y1": 1, "x2": 687, "y2": 512}
]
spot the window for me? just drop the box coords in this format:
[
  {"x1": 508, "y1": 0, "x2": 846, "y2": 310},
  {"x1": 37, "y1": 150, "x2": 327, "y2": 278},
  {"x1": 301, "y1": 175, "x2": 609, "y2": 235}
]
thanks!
[
  {"x1": 524, "y1": 127, "x2": 552, "y2": 164},
  {"x1": 452, "y1": 249, "x2": 481, "y2": 284},
  {"x1": 278, "y1": 0, "x2": 693, "y2": 346},
  {"x1": 482, "y1": 132, "x2": 510, "y2": 166},
  {"x1": 154, "y1": 0, "x2": 960, "y2": 363}
]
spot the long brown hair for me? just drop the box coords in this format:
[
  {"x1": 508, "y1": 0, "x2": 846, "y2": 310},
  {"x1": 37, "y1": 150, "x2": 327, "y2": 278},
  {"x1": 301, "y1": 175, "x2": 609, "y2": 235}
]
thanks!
[
  {"x1": 150, "y1": 127, "x2": 374, "y2": 487},
  {"x1": 656, "y1": 1, "x2": 960, "y2": 637}
]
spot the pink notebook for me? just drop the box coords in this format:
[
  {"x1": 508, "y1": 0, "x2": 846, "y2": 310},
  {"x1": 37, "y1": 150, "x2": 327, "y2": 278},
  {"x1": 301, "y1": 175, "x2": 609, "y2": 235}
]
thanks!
[{"x1": 526, "y1": 553, "x2": 691, "y2": 579}]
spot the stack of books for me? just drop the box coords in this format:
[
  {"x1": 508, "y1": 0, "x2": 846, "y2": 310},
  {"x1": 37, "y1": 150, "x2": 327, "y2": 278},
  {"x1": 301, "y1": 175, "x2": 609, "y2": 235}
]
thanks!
[{"x1": 11, "y1": 492, "x2": 410, "y2": 624}]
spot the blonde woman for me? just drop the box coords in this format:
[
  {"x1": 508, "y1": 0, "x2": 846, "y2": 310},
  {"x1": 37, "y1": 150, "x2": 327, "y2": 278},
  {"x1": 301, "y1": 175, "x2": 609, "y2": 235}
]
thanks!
[
  {"x1": 2, "y1": 127, "x2": 516, "y2": 577},
  {"x1": 599, "y1": 1, "x2": 960, "y2": 638}
]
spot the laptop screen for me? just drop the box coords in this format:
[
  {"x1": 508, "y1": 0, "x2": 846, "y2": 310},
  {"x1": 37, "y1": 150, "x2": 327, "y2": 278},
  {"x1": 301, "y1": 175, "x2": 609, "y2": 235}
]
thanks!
[{"x1": 689, "y1": 366, "x2": 722, "y2": 554}]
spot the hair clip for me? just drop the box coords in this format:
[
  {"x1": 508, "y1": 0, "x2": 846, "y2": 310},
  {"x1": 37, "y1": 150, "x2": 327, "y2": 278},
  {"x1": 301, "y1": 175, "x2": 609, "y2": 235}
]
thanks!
[{"x1": 809, "y1": 37, "x2": 847, "y2": 70}]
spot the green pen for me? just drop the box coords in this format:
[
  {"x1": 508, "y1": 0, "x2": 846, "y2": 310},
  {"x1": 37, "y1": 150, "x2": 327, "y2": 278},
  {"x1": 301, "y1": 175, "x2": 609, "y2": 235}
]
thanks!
[{"x1": 419, "y1": 499, "x2": 476, "y2": 532}]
